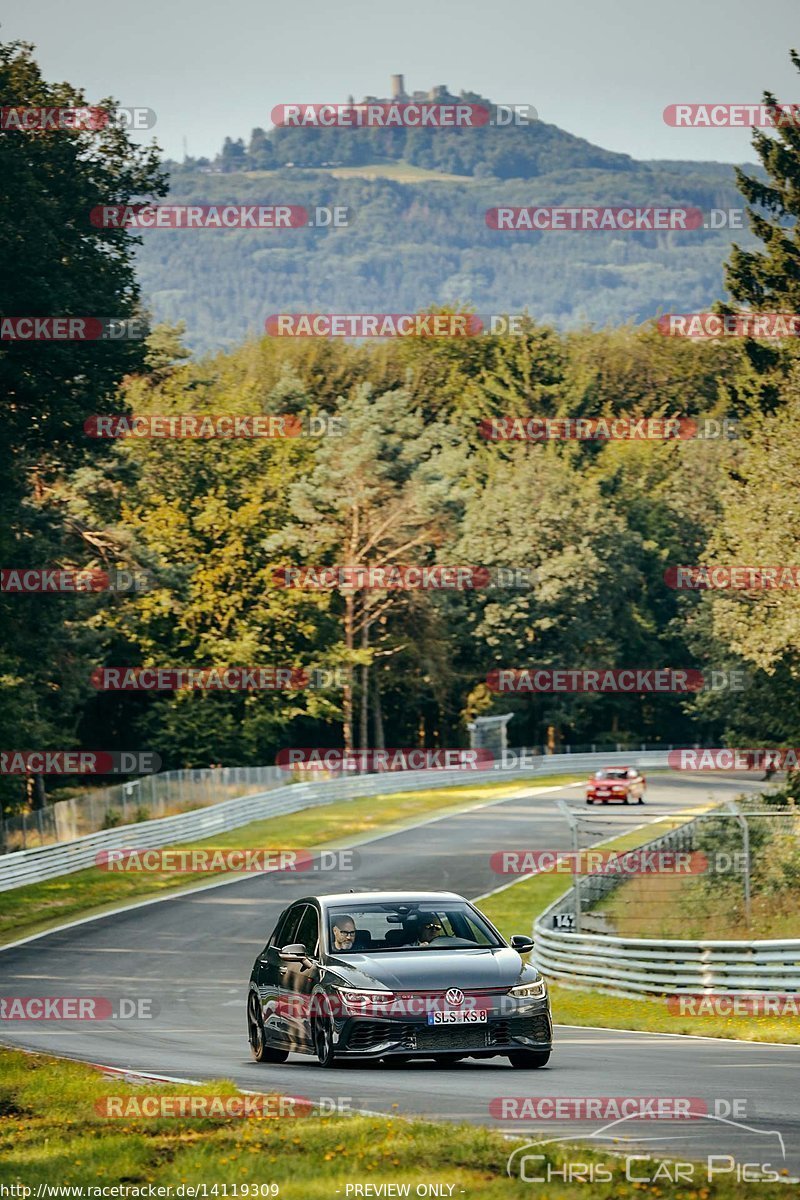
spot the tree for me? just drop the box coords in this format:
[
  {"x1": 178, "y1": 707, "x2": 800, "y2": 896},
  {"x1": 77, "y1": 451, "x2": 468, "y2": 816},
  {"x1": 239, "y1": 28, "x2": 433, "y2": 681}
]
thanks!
[
  {"x1": 219, "y1": 136, "x2": 247, "y2": 173},
  {"x1": 0, "y1": 40, "x2": 167, "y2": 810},
  {"x1": 265, "y1": 385, "x2": 460, "y2": 751},
  {"x1": 698, "y1": 368, "x2": 800, "y2": 742},
  {"x1": 247, "y1": 128, "x2": 274, "y2": 170},
  {"x1": 454, "y1": 445, "x2": 647, "y2": 747},
  {"x1": 723, "y1": 48, "x2": 800, "y2": 410},
  {"x1": 85, "y1": 352, "x2": 337, "y2": 768}
]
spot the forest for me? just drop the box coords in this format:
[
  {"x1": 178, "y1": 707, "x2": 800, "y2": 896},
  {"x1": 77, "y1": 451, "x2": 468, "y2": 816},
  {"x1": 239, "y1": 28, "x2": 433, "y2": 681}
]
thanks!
[{"x1": 3, "y1": 39, "x2": 800, "y2": 811}]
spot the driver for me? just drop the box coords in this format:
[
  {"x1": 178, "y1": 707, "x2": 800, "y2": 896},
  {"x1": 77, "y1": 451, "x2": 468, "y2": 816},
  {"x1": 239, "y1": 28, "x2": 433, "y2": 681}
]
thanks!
[{"x1": 331, "y1": 915, "x2": 357, "y2": 951}]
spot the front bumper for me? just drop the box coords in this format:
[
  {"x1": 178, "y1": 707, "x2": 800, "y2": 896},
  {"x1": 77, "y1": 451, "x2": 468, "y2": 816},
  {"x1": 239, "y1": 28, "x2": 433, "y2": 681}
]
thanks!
[{"x1": 332, "y1": 1001, "x2": 553, "y2": 1059}]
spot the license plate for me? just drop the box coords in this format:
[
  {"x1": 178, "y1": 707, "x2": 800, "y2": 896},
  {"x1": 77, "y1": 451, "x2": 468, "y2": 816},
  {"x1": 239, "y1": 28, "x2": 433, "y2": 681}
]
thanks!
[
  {"x1": 597, "y1": 789, "x2": 609, "y2": 795},
  {"x1": 427, "y1": 1009, "x2": 488, "y2": 1025}
]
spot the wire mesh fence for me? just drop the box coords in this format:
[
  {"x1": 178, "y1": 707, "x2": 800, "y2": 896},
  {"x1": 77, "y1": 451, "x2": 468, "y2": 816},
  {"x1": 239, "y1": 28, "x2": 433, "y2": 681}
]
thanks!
[
  {"x1": 553, "y1": 795, "x2": 800, "y2": 939},
  {"x1": 0, "y1": 766, "x2": 284, "y2": 853}
]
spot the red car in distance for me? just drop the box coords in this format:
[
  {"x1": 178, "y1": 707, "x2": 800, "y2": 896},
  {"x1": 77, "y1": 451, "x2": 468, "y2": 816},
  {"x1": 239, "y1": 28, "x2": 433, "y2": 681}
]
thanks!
[{"x1": 586, "y1": 766, "x2": 646, "y2": 805}]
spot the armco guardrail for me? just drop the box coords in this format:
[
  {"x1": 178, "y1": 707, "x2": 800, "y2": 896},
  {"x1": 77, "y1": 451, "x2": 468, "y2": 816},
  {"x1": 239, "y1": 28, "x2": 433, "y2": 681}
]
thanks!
[
  {"x1": 0, "y1": 749, "x2": 671, "y2": 892},
  {"x1": 533, "y1": 923, "x2": 800, "y2": 995},
  {"x1": 0, "y1": 743, "x2": 679, "y2": 852},
  {"x1": 533, "y1": 808, "x2": 800, "y2": 995},
  {"x1": 0, "y1": 765, "x2": 286, "y2": 852}
]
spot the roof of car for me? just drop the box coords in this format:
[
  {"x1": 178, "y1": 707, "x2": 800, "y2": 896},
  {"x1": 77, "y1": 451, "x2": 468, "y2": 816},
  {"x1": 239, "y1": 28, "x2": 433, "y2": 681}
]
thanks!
[{"x1": 300, "y1": 890, "x2": 467, "y2": 908}]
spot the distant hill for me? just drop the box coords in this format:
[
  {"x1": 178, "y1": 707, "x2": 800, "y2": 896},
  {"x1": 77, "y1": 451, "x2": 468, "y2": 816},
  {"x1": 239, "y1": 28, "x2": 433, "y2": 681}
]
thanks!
[
  {"x1": 188, "y1": 82, "x2": 640, "y2": 180},
  {"x1": 138, "y1": 88, "x2": 756, "y2": 355}
]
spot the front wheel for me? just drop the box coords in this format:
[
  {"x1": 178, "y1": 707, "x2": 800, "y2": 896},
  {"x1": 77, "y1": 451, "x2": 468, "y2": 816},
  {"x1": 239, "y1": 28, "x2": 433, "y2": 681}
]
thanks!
[
  {"x1": 311, "y1": 995, "x2": 338, "y2": 1068},
  {"x1": 586, "y1": 798, "x2": 594, "y2": 805},
  {"x1": 508, "y1": 1050, "x2": 550, "y2": 1069},
  {"x1": 638, "y1": 794, "x2": 645, "y2": 805},
  {"x1": 247, "y1": 991, "x2": 288, "y2": 1064}
]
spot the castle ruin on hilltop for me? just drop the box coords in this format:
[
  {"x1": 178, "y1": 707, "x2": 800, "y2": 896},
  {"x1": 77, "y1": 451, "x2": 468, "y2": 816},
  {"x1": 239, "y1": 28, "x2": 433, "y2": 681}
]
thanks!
[{"x1": 347, "y1": 76, "x2": 468, "y2": 106}]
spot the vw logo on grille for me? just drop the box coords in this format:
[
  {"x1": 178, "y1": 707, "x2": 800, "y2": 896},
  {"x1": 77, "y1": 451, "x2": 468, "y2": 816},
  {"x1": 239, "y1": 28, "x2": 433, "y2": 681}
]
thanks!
[{"x1": 445, "y1": 987, "x2": 465, "y2": 1006}]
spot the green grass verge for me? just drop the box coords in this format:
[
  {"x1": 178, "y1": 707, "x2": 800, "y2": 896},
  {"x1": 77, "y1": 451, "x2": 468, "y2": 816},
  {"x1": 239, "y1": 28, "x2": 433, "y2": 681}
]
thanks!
[
  {"x1": 478, "y1": 815, "x2": 800, "y2": 1044},
  {"x1": 0, "y1": 1048, "x2": 791, "y2": 1196},
  {"x1": 593, "y1": 870, "x2": 800, "y2": 939},
  {"x1": 0, "y1": 776, "x2": 580, "y2": 947}
]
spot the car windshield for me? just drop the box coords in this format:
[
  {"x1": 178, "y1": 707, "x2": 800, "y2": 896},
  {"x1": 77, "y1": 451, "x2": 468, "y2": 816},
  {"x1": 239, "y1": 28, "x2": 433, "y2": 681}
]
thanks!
[
  {"x1": 326, "y1": 901, "x2": 501, "y2": 953},
  {"x1": 595, "y1": 769, "x2": 629, "y2": 780}
]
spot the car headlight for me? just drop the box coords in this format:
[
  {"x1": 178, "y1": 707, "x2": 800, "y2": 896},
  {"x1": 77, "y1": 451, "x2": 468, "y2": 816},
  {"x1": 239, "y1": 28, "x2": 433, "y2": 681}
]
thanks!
[
  {"x1": 332, "y1": 987, "x2": 395, "y2": 1013},
  {"x1": 508, "y1": 979, "x2": 547, "y2": 1000}
]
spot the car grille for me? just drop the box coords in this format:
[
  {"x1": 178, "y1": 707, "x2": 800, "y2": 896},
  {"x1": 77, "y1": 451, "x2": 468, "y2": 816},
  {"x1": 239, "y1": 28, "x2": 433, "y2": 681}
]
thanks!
[
  {"x1": 345, "y1": 1012, "x2": 552, "y2": 1054},
  {"x1": 413, "y1": 1024, "x2": 490, "y2": 1052},
  {"x1": 346, "y1": 1021, "x2": 399, "y2": 1051},
  {"x1": 490, "y1": 1014, "x2": 551, "y2": 1045}
]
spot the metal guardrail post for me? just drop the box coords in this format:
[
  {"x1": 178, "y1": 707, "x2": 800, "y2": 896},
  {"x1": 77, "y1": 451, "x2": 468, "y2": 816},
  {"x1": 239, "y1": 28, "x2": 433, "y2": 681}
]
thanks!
[
  {"x1": 725, "y1": 799, "x2": 751, "y2": 927},
  {"x1": 555, "y1": 798, "x2": 582, "y2": 933}
]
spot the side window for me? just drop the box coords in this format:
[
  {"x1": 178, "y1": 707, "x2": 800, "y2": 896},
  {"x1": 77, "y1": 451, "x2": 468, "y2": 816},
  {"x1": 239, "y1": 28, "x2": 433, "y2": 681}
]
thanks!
[
  {"x1": 294, "y1": 905, "x2": 320, "y2": 956},
  {"x1": 269, "y1": 905, "x2": 304, "y2": 949}
]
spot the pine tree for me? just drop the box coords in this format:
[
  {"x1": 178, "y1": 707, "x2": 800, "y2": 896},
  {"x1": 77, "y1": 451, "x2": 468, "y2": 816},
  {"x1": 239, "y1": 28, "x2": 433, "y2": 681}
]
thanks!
[{"x1": 723, "y1": 48, "x2": 800, "y2": 409}]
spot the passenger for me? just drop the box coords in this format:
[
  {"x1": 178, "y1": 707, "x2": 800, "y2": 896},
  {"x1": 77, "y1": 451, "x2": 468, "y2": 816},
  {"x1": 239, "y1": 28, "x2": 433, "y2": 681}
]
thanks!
[{"x1": 412, "y1": 918, "x2": 445, "y2": 946}]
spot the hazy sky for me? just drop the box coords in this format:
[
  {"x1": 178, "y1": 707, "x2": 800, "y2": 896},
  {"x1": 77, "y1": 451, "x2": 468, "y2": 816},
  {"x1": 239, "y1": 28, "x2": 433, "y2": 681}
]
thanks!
[{"x1": 7, "y1": 0, "x2": 800, "y2": 164}]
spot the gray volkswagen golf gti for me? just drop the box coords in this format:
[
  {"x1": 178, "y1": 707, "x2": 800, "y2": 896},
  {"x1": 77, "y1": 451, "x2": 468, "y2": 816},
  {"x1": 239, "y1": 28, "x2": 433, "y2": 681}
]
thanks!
[{"x1": 246, "y1": 890, "x2": 552, "y2": 1068}]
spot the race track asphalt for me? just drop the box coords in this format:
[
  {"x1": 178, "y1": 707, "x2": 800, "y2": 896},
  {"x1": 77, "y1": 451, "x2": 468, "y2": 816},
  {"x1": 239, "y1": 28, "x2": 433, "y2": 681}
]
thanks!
[{"x1": 1, "y1": 771, "x2": 798, "y2": 1178}]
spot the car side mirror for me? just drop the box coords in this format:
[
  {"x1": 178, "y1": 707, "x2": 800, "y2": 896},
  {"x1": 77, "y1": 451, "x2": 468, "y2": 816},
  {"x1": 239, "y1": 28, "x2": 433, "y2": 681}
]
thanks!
[
  {"x1": 279, "y1": 942, "x2": 307, "y2": 962},
  {"x1": 510, "y1": 934, "x2": 535, "y2": 954}
]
